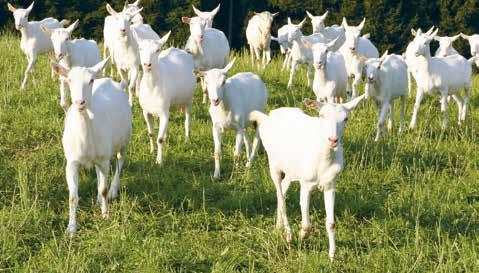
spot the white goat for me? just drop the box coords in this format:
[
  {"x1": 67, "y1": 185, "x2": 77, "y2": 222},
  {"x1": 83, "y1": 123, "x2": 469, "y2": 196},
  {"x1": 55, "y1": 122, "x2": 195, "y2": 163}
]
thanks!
[
  {"x1": 286, "y1": 18, "x2": 331, "y2": 89},
  {"x1": 409, "y1": 29, "x2": 474, "y2": 129},
  {"x1": 182, "y1": 16, "x2": 230, "y2": 103},
  {"x1": 306, "y1": 10, "x2": 346, "y2": 47},
  {"x1": 51, "y1": 58, "x2": 132, "y2": 237},
  {"x1": 195, "y1": 59, "x2": 268, "y2": 178},
  {"x1": 103, "y1": 0, "x2": 143, "y2": 77},
  {"x1": 460, "y1": 33, "x2": 479, "y2": 66},
  {"x1": 136, "y1": 33, "x2": 196, "y2": 165},
  {"x1": 7, "y1": 1, "x2": 68, "y2": 89},
  {"x1": 192, "y1": 4, "x2": 221, "y2": 28},
  {"x1": 364, "y1": 52, "x2": 408, "y2": 141},
  {"x1": 271, "y1": 23, "x2": 296, "y2": 71},
  {"x1": 249, "y1": 95, "x2": 365, "y2": 260},
  {"x1": 339, "y1": 18, "x2": 379, "y2": 98},
  {"x1": 131, "y1": 23, "x2": 160, "y2": 41},
  {"x1": 246, "y1": 11, "x2": 278, "y2": 67},
  {"x1": 434, "y1": 34, "x2": 460, "y2": 57},
  {"x1": 42, "y1": 20, "x2": 102, "y2": 111},
  {"x1": 105, "y1": 3, "x2": 143, "y2": 106},
  {"x1": 303, "y1": 37, "x2": 347, "y2": 103}
]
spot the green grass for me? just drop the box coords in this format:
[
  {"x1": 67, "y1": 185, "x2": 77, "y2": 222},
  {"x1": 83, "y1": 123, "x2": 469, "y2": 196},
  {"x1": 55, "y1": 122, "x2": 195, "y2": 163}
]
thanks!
[{"x1": 1, "y1": 33, "x2": 478, "y2": 272}]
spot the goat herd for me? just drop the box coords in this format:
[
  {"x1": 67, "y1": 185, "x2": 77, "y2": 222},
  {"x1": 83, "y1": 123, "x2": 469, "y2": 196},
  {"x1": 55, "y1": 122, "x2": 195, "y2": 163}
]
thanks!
[{"x1": 6, "y1": 1, "x2": 478, "y2": 260}]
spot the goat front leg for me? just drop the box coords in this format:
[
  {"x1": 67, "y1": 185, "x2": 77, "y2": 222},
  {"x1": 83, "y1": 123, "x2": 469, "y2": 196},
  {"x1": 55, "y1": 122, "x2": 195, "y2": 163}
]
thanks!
[
  {"x1": 287, "y1": 61, "x2": 297, "y2": 89},
  {"x1": 109, "y1": 150, "x2": 125, "y2": 200},
  {"x1": 246, "y1": 130, "x2": 261, "y2": 169},
  {"x1": 399, "y1": 96, "x2": 405, "y2": 134},
  {"x1": 271, "y1": 167, "x2": 292, "y2": 242},
  {"x1": 212, "y1": 124, "x2": 222, "y2": 178},
  {"x1": 306, "y1": 64, "x2": 312, "y2": 88},
  {"x1": 351, "y1": 73, "x2": 361, "y2": 98},
  {"x1": 184, "y1": 103, "x2": 192, "y2": 140},
  {"x1": 143, "y1": 110, "x2": 155, "y2": 153},
  {"x1": 21, "y1": 53, "x2": 36, "y2": 89},
  {"x1": 440, "y1": 90, "x2": 449, "y2": 129},
  {"x1": 375, "y1": 102, "x2": 389, "y2": 142},
  {"x1": 200, "y1": 77, "x2": 208, "y2": 104},
  {"x1": 60, "y1": 77, "x2": 69, "y2": 111},
  {"x1": 65, "y1": 161, "x2": 79, "y2": 237},
  {"x1": 95, "y1": 160, "x2": 110, "y2": 218},
  {"x1": 451, "y1": 94, "x2": 465, "y2": 125},
  {"x1": 387, "y1": 103, "x2": 394, "y2": 132},
  {"x1": 129, "y1": 67, "x2": 140, "y2": 105},
  {"x1": 233, "y1": 127, "x2": 244, "y2": 162},
  {"x1": 324, "y1": 189, "x2": 336, "y2": 260},
  {"x1": 299, "y1": 181, "x2": 315, "y2": 240},
  {"x1": 409, "y1": 88, "x2": 424, "y2": 130},
  {"x1": 156, "y1": 111, "x2": 170, "y2": 165}
]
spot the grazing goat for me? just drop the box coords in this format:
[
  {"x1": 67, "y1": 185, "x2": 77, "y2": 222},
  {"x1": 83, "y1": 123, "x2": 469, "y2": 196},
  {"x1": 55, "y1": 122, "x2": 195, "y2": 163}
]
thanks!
[
  {"x1": 409, "y1": 29, "x2": 474, "y2": 129},
  {"x1": 434, "y1": 34, "x2": 460, "y2": 57},
  {"x1": 246, "y1": 11, "x2": 278, "y2": 68},
  {"x1": 51, "y1": 58, "x2": 132, "y2": 237},
  {"x1": 136, "y1": 32, "x2": 196, "y2": 165},
  {"x1": 192, "y1": 4, "x2": 221, "y2": 28},
  {"x1": 338, "y1": 18, "x2": 379, "y2": 98},
  {"x1": 195, "y1": 59, "x2": 268, "y2": 178},
  {"x1": 364, "y1": 52, "x2": 408, "y2": 141},
  {"x1": 303, "y1": 37, "x2": 347, "y2": 103},
  {"x1": 42, "y1": 20, "x2": 102, "y2": 111},
  {"x1": 182, "y1": 16, "x2": 230, "y2": 103},
  {"x1": 7, "y1": 1, "x2": 68, "y2": 89},
  {"x1": 103, "y1": 0, "x2": 143, "y2": 77},
  {"x1": 249, "y1": 95, "x2": 365, "y2": 260},
  {"x1": 105, "y1": 3, "x2": 143, "y2": 106}
]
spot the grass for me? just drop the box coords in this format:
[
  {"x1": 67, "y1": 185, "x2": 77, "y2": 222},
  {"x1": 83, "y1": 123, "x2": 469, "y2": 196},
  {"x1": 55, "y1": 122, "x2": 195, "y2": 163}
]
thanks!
[{"x1": 0, "y1": 33, "x2": 478, "y2": 272}]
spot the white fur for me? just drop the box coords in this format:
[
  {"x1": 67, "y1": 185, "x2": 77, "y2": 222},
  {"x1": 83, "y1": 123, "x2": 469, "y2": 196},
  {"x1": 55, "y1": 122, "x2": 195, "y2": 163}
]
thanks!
[
  {"x1": 105, "y1": 3, "x2": 143, "y2": 106},
  {"x1": 460, "y1": 33, "x2": 479, "y2": 66},
  {"x1": 137, "y1": 34, "x2": 196, "y2": 165},
  {"x1": 52, "y1": 59, "x2": 132, "y2": 237},
  {"x1": 192, "y1": 4, "x2": 220, "y2": 28},
  {"x1": 364, "y1": 53, "x2": 408, "y2": 141},
  {"x1": 249, "y1": 95, "x2": 365, "y2": 260},
  {"x1": 103, "y1": 1, "x2": 143, "y2": 77},
  {"x1": 271, "y1": 23, "x2": 296, "y2": 71},
  {"x1": 409, "y1": 29, "x2": 473, "y2": 129},
  {"x1": 197, "y1": 60, "x2": 268, "y2": 178},
  {"x1": 183, "y1": 16, "x2": 230, "y2": 103},
  {"x1": 434, "y1": 34, "x2": 460, "y2": 57},
  {"x1": 43, "y1": 20, "x2": 102, "y2": 111},
  {"x1": 306, "y1": 10, "x2": 346, "y2": 49},
  {"x1": 305, "y1": 38, "x2": 348, "y2": 103},
  {"x1": 7, "y1": 1, "x2": 68, "y2": 89},
  {"x1": 131, "y1": 23, "x2": 161, "y2": 41},
  {"x1": 338, "y1": 18, "x2": 379, "y2": 98},
  {"x1": 246, "y1": 11, "x2": 278, "y2": 68}
]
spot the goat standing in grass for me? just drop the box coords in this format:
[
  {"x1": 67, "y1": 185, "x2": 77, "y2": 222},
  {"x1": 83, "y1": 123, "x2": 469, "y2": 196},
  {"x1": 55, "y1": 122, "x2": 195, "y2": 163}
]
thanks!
[
  {"x1": 249, "y1": 95, "x2": 365, "y2": 260},
  {"x1": 51, "y1": 58, "x2": 132, "y2": 237},
  {"x1": 246, "y1": 11, "x2": 278, "y2": 68},
  {"x1": 7, "y1": 1, "x2": 69, "y2": 89}
]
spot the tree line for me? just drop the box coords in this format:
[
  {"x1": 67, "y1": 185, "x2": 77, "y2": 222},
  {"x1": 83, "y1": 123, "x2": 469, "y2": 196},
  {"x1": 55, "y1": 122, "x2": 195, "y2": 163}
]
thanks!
[{"x1": 1, "y1": 0, "x2": 479, "y2": 56}]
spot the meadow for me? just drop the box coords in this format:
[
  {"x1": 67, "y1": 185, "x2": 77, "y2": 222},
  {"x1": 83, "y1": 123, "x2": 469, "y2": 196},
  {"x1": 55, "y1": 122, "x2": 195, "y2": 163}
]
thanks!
[{"x1": 0, "y1": 33, "x2": 478, "y2": 272}]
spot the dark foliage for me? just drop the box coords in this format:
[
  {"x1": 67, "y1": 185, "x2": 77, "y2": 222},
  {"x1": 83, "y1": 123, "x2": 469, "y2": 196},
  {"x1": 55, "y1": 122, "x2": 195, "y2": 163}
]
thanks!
[{"x1": 1, "y1": 0, "x2": 478, "y2": 55}]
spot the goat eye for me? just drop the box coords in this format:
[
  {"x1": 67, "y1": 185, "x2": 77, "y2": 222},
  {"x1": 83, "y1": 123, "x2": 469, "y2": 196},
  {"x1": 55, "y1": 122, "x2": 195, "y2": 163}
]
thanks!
[
  {"x1": 89, "y1": 79, "x2": 94, "y2": 84},
  {"x1": 344, "y1": 117, "x2": 349, "y2": 122}
]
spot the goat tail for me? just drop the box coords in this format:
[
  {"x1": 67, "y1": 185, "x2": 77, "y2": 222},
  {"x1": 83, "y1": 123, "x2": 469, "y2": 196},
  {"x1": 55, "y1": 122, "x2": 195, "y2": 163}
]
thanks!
[
  {"x1": 60, "y1": 19, "x2": 70, "y2": 26},
  {"x1": 249, "y1": 111, "x2": 268, "y2": 126}
]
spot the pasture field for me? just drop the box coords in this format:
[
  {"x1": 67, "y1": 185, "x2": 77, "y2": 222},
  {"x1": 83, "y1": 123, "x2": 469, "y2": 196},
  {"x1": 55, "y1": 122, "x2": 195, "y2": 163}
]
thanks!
[{"x1": 0, "y1": 33, "x2": 478, "y2": 272}]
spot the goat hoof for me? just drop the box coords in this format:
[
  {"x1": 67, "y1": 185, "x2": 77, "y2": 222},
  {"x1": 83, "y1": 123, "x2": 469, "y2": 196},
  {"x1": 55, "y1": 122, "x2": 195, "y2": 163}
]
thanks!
[{"x1": 299, "y1": 228, "x2": 309, "y2": 240}]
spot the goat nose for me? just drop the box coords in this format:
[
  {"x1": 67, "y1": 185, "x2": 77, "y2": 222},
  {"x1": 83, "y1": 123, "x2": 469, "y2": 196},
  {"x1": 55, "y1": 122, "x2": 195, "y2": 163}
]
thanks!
[
  {"x1": 211, "y1": 99, "x2": 220, "y2": 106},
  {"x1": 350, "y1": 47, "x2": 356, "y2": 51},
  {"x1": 120, "y1": 29, "x2": 126, "y2": 33},
  {"x1": 328, "y1": 137, "x2": 338, "y2": 143}
]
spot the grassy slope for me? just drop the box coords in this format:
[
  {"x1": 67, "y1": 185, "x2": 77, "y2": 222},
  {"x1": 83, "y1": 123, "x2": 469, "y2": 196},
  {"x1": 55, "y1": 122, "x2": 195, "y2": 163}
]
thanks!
[{"x1": 0, "y1": 34, "x2": 478, "y2": 272}]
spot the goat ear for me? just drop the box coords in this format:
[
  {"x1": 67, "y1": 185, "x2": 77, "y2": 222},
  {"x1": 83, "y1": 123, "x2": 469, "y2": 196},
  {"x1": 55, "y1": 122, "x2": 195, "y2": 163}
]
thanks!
[
  {"x1": 211, "y1": 4, "x2": 220, "y2": 16},
  {"x1": 304, "y1": 98, "x2": 323, "y2": 110},
  {"x1": 428, "y1": 28, "x2": 439, "y2": 40},
  {"x1": 271, "y1": 36, "x2": 278, "y2": 41},
  {"x1": 287, "y1": 17, "x2": 292, "y2": 26},
  {"x1": 91, "y1": 57, "x2": 110, "y2": 77},
  {"x1": 460, "y1": 33, "x2": 470, "y2": 40},
  {"x1": 66, "y1": 19, "x2": 79, "y2": 34},
  {"x1": 123, "y1": 0, "x2": 129, "y2": 10},
  {"x1": 40, "y1": 24, "x2": 51, "y2": 35},
  {"x1": 362, "y1": 33, "x2": 370, "y2": 39},
  {"x1": 451, "y1": 34, "x2": 461, "y2": 41},
  {"x1": 298, "y1": 17, "x2": 307, "y2": 29},
  {"x1": 51, "y1": 61, "x2": 69, "y2": 77},
  {"x1": 302, "y1": 37, "x2": 313, "y2": 49},
  {"x1": 130, "y1": 7, "x2": 143, "y2": 17},
  {"x1": 193, "y1": 70, "x2": 205, "y2": 78},
  {"x1": 327, "y1": 36, "x2": 339, "y2": 49},
  {"x1": 341, "y1": 17, "x2": 348, "y2": 28},
  {"x1": 223, "y1": 58, "x2": 236, "y2": 73},
  {"x1": 181, "y1": 16, "x2": 191, "y2": 24},
  {"x1": 157, "y1": 30, "x2": 171, "y2": 47},
  {"x1": 343, "y1": 94, "x2": 365, "y2": 111},
  {"x1": 25, "y1": 1, "x2": 34, "y2": 14},
  {"x1": 272, "y1": 12, "x2": 279, "y2": 17},
  {"x1": 132, "y1": 0, "x2": 140, "y2": 6},
  {"x1": 306, "y1": 11, "x2": 314, "y2": 19},
  {"x1": 425, "y1": 25, "x2": 435, "y2": 35},
  {"x1": 380, "y1": 50, "x2": 389, "y2": 60},
  {"x1": 7, "y1": 3, "x2": 16, "y2": 12},
  {"x1": 433, "y1": 35, "x2": 440, "y2": 41},
  {"x1": 411, "y1": 29, "x2": 417, "y2": 36},
  {"x1": 106, "y1": 4, "x2": 118, "y2": 16},
  {"x1": 357, "y1": 18, "x2": 366, "y2": 31},
  {"x1": 321, "y1": 10, "x2": 329, "y2": 20},
  {"x1": 192, "y1": 5, "x2": 202, "y2": 16}
]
